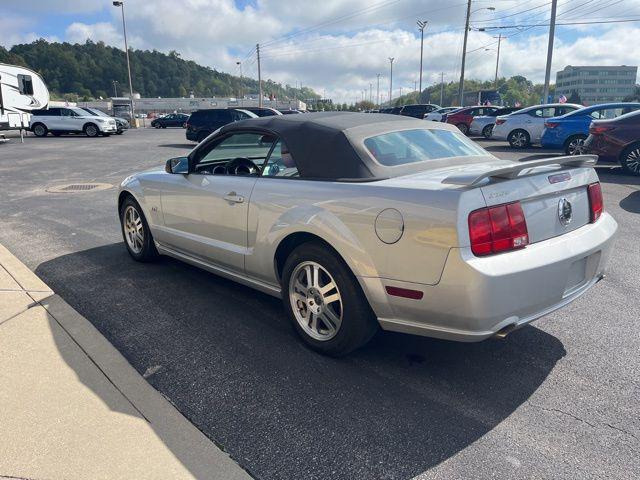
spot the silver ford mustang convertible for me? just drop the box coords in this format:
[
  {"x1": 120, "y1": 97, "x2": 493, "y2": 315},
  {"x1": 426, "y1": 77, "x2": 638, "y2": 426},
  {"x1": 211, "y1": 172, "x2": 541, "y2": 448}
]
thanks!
[{"x1": 118, "y1": 112, "x2": 617, "y2": 356}]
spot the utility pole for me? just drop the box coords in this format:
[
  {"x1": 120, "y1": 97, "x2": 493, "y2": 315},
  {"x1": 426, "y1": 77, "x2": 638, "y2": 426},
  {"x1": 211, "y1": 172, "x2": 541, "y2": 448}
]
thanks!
[
  {"x1": 113, "y1": 1, "x2": 135, "y2": 124},
  {"x1": 112, "y1": 80, "x2": 118, "y2": 97},
  {"x1": 458, "y1": 0, "x2": 472, "y2": 106},
  {"x1": 414, "y1": 80, "x2": 417, "y2": 92},
  {"x1": 494, "y1": 34, "x2": 501, "y2": 88},
  {"x1": 369, "y1": 83, "x2": 373, "y2": 103},
  {"x1": 543, "y1": 0, "x2": 558, "y2": 103},
  {"x1": 236, "y1": 61, "x2": 243, "y2": 106},
  {"x1": 440, "y1": 72, "x2": 445, "y2": 105},
  {"x1": 376, "y1": 73, "x2": 381, "y2": 107},
  {"x1": 256, "y1": 43, "x2": 263, "y2": 107},
  {"x1": 417, "y1": 20, "x2": 427, "y2": 96},
  {"x1": 388, "y1": 57, "x2": 395, "y2": 106}
]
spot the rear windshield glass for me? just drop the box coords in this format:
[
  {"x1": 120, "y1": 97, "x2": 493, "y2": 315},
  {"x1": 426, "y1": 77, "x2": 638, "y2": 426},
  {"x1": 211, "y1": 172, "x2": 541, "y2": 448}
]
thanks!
[{"x1": 364, "y1": 128, "x2": 488, "y2": 166}]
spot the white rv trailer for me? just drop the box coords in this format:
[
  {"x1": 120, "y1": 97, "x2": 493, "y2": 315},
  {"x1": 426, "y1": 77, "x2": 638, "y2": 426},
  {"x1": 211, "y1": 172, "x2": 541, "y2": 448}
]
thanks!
[{"x1": 0, "y1": 63, "x2": 49, "y2": 131}]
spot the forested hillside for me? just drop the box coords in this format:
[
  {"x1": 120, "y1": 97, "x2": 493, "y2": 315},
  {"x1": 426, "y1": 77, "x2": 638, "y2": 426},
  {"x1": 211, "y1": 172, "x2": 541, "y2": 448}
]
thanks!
[{"x1": 0, "y1": 39, "x2": 318, "y2": 102}]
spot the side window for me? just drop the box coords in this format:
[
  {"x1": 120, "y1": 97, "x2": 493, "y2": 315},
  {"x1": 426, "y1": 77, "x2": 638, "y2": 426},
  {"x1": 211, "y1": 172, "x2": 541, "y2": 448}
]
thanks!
[
  {"x1": 555, "y1": 106, "x2": 575, "y2": 116},
  {"x1": 47, "y1": 108, "x2": 60, "y2": 117},
  {"x1": 231, "y1": 110, "x2": 252, "y2": 121},
  {"x1": 61, "y1": 108, "x2": 75, "y2": 117},
  {"x1": 529, "y1": 109, "x2": 543, "y2": 118},
  {"x1": 262, "y1": 141, "x2": 299, "y2": 178},
  {"x1": 194, "y1": 132, "x2": 276, "y2": 173},
  {"x1": 542, "y1": 108, "x2": 555, "y2": 118},
  {"x1": 17, "y1": 74, "x2": 34, "y2": 95}
]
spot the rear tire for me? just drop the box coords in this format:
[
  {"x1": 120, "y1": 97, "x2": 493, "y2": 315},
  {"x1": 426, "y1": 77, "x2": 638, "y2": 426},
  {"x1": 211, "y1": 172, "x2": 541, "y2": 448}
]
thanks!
[
  {"x1": 32, "y1": 123, "x2": 48, "y2": 137},
  {"x1": 508, "y1": 129, "x2": 530, "y2": 148},
  {"x1": 84, "y1": 123, "x2": 99, "y2": 137},
  {"x1": 482, "y1": 124, "x2": 494, "y2": 139},
  {"x1": 564, "y1": 134, "x2": 587, "y2": 155},
  {"x1": 620, "y1": 142, "x2": 640, "y2": 176},
  {"x1": 282, "y1": 242, "x2": 378, "y2": 356},
  {"x1": 119, "y1": 196, "x2": 159, "y2": 262},
  {"x1": 456, "y1": 123, "x2": 469, "y2": 135}
]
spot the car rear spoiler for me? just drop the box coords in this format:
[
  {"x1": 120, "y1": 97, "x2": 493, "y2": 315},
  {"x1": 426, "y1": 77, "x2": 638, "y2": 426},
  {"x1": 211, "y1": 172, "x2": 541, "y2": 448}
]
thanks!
[{"x1": 442, "y1": 155, "x2": 598, "y2": 186}]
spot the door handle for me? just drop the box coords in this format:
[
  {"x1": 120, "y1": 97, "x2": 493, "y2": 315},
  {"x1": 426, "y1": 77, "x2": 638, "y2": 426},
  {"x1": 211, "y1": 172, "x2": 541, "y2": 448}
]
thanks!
[{"x1": 224, "y1": 192, "x2": 245, "y2": 203}]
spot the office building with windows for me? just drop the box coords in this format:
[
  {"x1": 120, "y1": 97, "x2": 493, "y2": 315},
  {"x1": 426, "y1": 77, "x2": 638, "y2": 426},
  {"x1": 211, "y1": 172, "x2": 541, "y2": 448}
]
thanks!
[{"x1": 555, "y1": 65, "x2": 637, "y2": 104}]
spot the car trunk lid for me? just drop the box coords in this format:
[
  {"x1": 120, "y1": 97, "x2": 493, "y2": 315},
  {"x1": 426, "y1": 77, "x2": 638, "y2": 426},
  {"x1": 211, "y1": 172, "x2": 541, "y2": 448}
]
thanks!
[{"x1": 443, "y1": 155, "x2": 598, "y2": 244}]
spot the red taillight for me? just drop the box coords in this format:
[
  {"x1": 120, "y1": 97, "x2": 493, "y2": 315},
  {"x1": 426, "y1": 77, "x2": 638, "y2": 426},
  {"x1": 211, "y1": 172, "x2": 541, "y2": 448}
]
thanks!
[
  {"x1": 588, "y1": 182, "x2": 603, "y2": 223},
  {"x1": 589, "y1": 124, "x2": 614, "y2": 135},
  {"x1": 495, "y1": 118, "x2": 506, "y2": 125},
  {"x1": 545, "y1": 121, "x2": 559, "y2": 129},
  {"x1": 468, "y1": 202, "x2": 529, "y2": 256}
]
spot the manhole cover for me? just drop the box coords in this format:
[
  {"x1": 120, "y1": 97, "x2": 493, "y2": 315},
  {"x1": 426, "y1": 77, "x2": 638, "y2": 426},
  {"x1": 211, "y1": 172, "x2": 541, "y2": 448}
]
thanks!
[{"x1": 46, "y1": 182, "x2": 113, "y2": 193}]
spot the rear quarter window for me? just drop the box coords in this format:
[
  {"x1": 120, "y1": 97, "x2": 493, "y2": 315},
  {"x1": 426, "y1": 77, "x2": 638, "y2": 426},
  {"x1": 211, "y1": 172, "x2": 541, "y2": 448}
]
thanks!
[{"x1": 364, "y1": 128, "x2": 488, "y2": 166}]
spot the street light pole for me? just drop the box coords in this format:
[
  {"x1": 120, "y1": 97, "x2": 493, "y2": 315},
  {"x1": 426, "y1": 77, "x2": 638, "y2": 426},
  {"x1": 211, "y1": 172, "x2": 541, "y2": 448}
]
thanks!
[
  {"x1": 440, "y1": 72, "x2": 445, "y2": 106},
  {"x1": 494, "y1": 33, "x2": 501, "y2": 88},
  {"x1": 112, "y1": 80, "x2": 118, "y2": 97},
  {"x1": 236, "y1": 61, "x2": 243, "y2": 106},
  {"x1": 388, "y1": 57, "x2": 394, "y2": 106},
  {"x1": 113, "y1": 1, "x2": 135, "y2": 124},
  {"x1": 543, "y1": 0, "x2": 558, "y2": 103},
  {"x1": 458, "y1": 3, "x2": 495, "y2": 105},
  {"x1": 417, "y1": 20, "x2": 427, "y2": 97},
  {"x1": 376, "y1": 73, "x2": 381, "y2": 107}
]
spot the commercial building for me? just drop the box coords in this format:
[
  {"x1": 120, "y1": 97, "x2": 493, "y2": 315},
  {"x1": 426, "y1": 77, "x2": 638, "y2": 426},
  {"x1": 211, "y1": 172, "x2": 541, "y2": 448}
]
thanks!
[{"x1": 555, "y1": 65, "x2": 638, "y2": 104}]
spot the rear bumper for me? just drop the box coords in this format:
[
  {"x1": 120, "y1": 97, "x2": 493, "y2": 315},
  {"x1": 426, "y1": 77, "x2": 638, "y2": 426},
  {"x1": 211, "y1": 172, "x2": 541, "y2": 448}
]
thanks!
[{"x1": 361, "y1": 213, "x2": 617, "y2": 341}]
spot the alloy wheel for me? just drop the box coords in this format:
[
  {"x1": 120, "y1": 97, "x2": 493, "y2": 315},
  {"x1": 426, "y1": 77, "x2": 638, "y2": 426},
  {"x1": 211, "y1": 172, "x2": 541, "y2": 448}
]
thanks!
[
  {"x1": 511, "y1": 131, "x2": 528, "y2": 147},
  {"x1": 289, "y1": 261, "x2": 343, "y2": 341},
  {"x1": 567, "y1": 137, "x2": 586, "y2": 155},
  {"x1": 34, "y1": 125, "x2": 46, "y2": 136},
  {"x1": 86, "y1": 125, "x2": 98, "y2": 137},
  {"x1": 123, "y1": 205, "x2": 144, "y2": 254},
  {"x1": 625, "y1": 148, "x2": 640, "y2": 174}
]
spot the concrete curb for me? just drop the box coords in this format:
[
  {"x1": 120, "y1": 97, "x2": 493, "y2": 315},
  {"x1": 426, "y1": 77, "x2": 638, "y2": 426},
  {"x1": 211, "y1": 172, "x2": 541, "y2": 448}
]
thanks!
[{"x1": 0, "y1": 243, "x2": 252, "y2": 480}]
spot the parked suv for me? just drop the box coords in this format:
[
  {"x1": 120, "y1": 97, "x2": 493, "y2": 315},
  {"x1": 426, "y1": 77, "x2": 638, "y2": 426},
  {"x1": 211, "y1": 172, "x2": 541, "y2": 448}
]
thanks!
[
  {"x1": 186, "y1": 108, "x2": 258, "y2": 142},
  {"x1": 30, "y1": 107, "x2": 117, "y2": 137},
  {"x1": 79, "y1": 107, "x2": 129, "y2": 134},
  {"x1": 398, "y1": 103, "x2": 440, "y2": 118}
]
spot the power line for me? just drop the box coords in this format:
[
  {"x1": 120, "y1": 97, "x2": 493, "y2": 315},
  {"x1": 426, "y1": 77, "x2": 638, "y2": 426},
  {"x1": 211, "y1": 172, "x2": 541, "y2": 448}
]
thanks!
[{"x1": 477, "y1": 17, "x2": 640, "y2": 29}]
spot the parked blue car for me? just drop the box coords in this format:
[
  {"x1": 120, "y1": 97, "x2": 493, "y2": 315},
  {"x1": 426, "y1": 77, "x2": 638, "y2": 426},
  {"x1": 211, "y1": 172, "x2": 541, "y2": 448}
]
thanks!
[{"x1": 541, "y1": 103, "x2": 640, "y2": 155}]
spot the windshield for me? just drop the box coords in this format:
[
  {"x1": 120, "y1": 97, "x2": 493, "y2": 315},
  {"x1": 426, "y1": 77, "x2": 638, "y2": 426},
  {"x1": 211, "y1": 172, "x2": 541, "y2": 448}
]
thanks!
[{"x1": 364, "y1": 128, "x2": 489, "y2": 166}]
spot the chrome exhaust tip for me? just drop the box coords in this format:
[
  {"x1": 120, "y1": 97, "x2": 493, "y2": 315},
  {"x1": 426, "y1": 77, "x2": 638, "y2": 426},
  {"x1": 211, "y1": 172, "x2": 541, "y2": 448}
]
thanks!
[{"x1": 494, "y1": 323, "x2": 518, "y2": 339}]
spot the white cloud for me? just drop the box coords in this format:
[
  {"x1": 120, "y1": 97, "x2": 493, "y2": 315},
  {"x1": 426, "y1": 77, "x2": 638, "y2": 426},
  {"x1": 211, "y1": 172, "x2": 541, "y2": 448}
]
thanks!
[{"x1": 5, "y1": 0, "x2": 640, "y2": 103}]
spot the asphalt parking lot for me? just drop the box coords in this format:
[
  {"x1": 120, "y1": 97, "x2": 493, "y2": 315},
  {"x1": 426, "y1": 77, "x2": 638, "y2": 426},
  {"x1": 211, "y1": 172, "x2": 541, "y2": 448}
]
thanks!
[{"x1": 0, "y1": 128, "x2": 638, "y2": 480}]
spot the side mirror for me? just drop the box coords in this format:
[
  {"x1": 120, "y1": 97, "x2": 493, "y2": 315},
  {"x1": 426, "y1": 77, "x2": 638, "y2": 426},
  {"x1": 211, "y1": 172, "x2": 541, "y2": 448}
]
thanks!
[{"x1": 165, "y1": 156, "x2": 189, "y2": 174}]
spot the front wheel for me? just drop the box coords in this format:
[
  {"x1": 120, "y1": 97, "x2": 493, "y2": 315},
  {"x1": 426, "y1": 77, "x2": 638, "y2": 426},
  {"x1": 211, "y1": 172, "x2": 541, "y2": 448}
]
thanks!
[
  {"x1": 119, "y1": 197, "x2": 158, "y2": 262},
  {"x1": 620, "y1": 142, "x2": 640, "y2": 176},
  {"x1": 32, "y1": 123, "x2": 48, "y2": 137},
  {"x1": 508, "y1": 129, "x2": 530, "y2": 148},
  {"x1": 84, "y1": 123, "x2": 99, "y2": 137},
  {"x1": 282, "y1": 242, "x2": 378, "y2": 356},
  {"x1": 564, "y1": 135, "x2": 587, "y2": 155}
]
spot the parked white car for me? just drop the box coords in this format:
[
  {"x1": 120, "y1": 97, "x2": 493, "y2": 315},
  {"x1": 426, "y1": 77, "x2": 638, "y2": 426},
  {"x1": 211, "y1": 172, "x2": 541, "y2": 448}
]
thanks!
[
  {"x1": 492, "y1": 103, "x2": 582, "y2": 148},
  {"x1": 30, "y1": 106, "x2": 117, "y2": 137},
  {"x1": 424, "y1": 107, "x2": 460, "y2": 122}
]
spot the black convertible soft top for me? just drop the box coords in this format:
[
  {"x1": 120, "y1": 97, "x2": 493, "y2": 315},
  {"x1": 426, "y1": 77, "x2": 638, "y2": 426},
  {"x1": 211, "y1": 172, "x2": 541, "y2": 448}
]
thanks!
[{"x1": 218, "y1": 112, "x2": 464, "y2": 181}]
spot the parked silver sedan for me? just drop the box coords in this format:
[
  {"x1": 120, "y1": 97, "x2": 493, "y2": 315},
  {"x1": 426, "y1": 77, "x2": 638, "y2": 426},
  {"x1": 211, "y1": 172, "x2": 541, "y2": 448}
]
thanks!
[{"x1": 118, "y1": 113, "x2": 617, "y2": 356}]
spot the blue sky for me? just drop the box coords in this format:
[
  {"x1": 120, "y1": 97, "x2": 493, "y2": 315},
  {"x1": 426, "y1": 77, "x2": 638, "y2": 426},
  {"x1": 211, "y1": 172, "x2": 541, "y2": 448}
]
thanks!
[{"x1": 3, "y1": 0, "x2": 640, "y2": 102}]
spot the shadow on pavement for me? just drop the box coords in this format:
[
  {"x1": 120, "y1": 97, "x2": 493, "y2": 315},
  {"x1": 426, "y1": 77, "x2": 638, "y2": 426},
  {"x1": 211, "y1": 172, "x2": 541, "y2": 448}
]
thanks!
[
  {"x1": 597, "y1": 166, "x2": 640, "y2": 187},
  {"x1": 36, "y1": 243, "x2": 566, "y2": 480},
  {"x1": 158, "y1": 143, "x2": 196, "y2": 149}
]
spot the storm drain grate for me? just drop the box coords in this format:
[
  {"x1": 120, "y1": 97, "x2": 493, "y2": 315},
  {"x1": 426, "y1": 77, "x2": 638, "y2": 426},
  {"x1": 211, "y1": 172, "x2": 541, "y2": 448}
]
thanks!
[
  {"x1": 61, "y1": 184, "x2": 98, "y2": 191},
  {"x1": 46, "y1": 182, "x2": 113, "y2": 193}
]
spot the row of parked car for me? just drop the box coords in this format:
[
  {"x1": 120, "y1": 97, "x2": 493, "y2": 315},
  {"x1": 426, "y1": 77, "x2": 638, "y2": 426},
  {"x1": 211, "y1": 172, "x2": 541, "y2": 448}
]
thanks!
[{"x1": 422, "y1": 102, "x2": 640, "y2": 176}]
